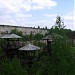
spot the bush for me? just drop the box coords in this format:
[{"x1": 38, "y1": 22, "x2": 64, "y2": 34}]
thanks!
[
  {"x1": 0, "y1": 58, "x2": 28, "y2": 75},
  {"x1": 31, "y1": 38, "x2": 75, "y2": 75}
]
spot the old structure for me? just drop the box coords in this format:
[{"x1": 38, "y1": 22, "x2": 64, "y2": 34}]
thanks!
[{"x1": 0, "y1": 25, "x2": 48, "y2": 36}]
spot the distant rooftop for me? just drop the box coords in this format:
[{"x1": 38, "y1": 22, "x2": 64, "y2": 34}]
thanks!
[
  {"x1": 18, "y1": 43, "x2": 40, "y2": 51},
  {"x1": 42, "y1": 33, "x2": 63, "y2": 40},
  {"x1": 1, "y1": 34, "x2": 22, "y2": 38}
]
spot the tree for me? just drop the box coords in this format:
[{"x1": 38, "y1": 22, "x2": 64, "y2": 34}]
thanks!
[
  {"x1": 38, "y1": 26, "x2": 40, "y2": 29},
  {"x1": 54, "y1": 15, "x2": 65, "y2": 29},
  {"x1": 29, "y1": 31, "x2": 33, "y2": 41},
  {"x1": 45, "y1": 26, "x2": 47, "y2": 29},
  {"x1": 33, "y1": 33, "x2": 43, "y2": 40},
  {"x1": 10, "y1": 28, "x2": 18, "y2": 34},
  {"x1": 10, "y1": 28, "x2": 23, "y2": 36},
  {"x1": 48, "y1": 15, "x2": 67, "y2": 36}
]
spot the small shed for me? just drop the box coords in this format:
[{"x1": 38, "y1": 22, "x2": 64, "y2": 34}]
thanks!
[
  {"x1": 42, "y1": 35, "x2": 52, "y2": 55},
  {"x1": 1, "y1": 34, "x2": 22, "y2": 59},
  {"x1": 18, "y1": 43, "x2": 40, "y2": 59},
  {"x1": 42, "y1": 33, "x2": 63, "y2": 41},
  {"x1": 42, "y1": 33, "x2": 63, "y2": 55}
]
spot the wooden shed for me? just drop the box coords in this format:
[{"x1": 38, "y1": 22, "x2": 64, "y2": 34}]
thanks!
[
  {"x1": 18, "y1": 43, "x2": 40, "y2": 59},
  {"x1": 1, "y1": 34, "x2": 22, "y2": 59}
]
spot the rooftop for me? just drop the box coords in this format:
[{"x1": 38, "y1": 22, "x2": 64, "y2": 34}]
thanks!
[
  {"x1": 1, "y1": 34, "x2": 22, "y2": 38},
  {"x1": 18, "y1": 43, "x2": 40, "y2": 51}
]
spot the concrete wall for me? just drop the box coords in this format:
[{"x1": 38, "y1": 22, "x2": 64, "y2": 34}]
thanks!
[{"x1": 0, "y1": 25, "x2": 48, "y2": 35}]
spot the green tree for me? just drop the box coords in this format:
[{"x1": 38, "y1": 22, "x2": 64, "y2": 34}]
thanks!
[
  {"x1": 32, "y1": 38, "x2": 75, "y2": 75},
  {"x1": 54, "y1": 15, "x2": 65, "y2": 29},
  {"x1": 45, "y1": 26, "x2": 47, "y2": 29},
  {"x1": 29, "y1": 31, "x2": 33, "y2": 41},
  {"x1": 33, "y1": 33, "x2": 43, "y2": 40},
  {"x1": 49, "y1": 15, "x2": 68, "y2": 37},
  {"x1": 0, "y1": 58, "x2": 28, "y2": 75},
  {"x1": 10, "y1": 28, "x2": 23, "y2": 36},
  {"x1": 38, "y1": 26, "x2": 40, "y2": 29}
]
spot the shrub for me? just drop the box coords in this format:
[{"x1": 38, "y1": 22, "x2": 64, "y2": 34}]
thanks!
[
  {"x1": 32, "y1": 38, "x2": 75, "y2": 75},
  {"x1": 0, "y1": 58, "x2": 28, "y2": 75}
]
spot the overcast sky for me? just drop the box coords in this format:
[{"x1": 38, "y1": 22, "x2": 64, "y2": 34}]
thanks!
[{"x1": 0, "y1": 0, "x2": 74, "y2": 30}]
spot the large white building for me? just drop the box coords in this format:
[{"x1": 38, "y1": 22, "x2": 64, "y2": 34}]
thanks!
[{"x1": 0, "y1": 25, "x2": 48, "y2": 35}]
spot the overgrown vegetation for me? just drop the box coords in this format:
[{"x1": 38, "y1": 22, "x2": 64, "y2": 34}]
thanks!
[
  {"x1": 0, "y1": 15, "x2": 75, "y2": 75},
  {"x1": 0, "y1": 58, "x2": 28, "y2": 75},
  {"x1": 31, "y1": 37, "x2": 75, "y2": 75}
]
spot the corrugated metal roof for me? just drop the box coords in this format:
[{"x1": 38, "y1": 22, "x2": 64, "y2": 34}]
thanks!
[
  {"x1": 18, "y1": 43, "x2": 40, "y2": 51},
  {"x1": 1, "y1": 34, "x2": 22, "y2": 38}
]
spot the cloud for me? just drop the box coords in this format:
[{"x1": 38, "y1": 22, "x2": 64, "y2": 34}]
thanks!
[
  {"x1": 32, "y1": 0, "x2": 57, "y2": 10},
  {"x1": 63, "y1": 11, "x2": 74, "y2": 30},
  {"x1": 44, "y1": 14, "x2": 57, "y2": 21},
  {"x1": 0, "y1": 0, "x2": 57, "y2": 28},
  {"x1": 0, "y1": 0, "x2": 74, "y2": 30},
  {"x1": 16, "y1": 14, "x2": 32, "y2": 18},
  {"x1": 0, "y1": 13, "x2": 32, "y2": 27},
  {"x1": 64, "y1": 16, "x2": 74, "y2": 20},
  {"x1": 0, "y1": 0, "x2": 57, "y2": 13},
  {"x1": 44, "y1": 14, "x2": 56, "y2": 17},
  {"x1": 0, "y1": 0, "x2": 20, "y2": 13},
  {"x1": 64, "y1": 16, "x2": 74, "y2": 30}
]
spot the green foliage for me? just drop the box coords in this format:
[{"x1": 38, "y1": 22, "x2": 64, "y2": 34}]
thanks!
[
  {"x1": 32, "y1": 38, "x2": 75, "y2": 75},
  {"x1": 10, "y1": 28, "x2": 23, "y2": 36},
  {"x1": 54, "y1": 15, "x2": 65, "y2": 29},
  {"x1": 22, "y1": 35, "x2": 30, "y2": 41},
  {"x1": 0, "y1": 23, "x2": 75, "y2": 75},
  {"x1": 0, "y1": 58, "x2": 28, "y2": 75},
  {"x1": 29, "y1": 31, "x2": 33, "y2": 41},
  {"x1": 22, "y1": 33, "x2": 43, "y2": 41},
  {"x1": 33, "y1": 33, "x2": 43, "y2": 40},
  {"x1": 51, "y1": 38, "x2": 75, "y2": 75},
  {"x1": 49, "y1": 27, "x2": 73, "y2": 41}
]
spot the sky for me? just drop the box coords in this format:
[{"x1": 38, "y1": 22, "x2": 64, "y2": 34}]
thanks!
[{"x1": 0, "y1": 0, "x2": 74, "y2": 30}]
